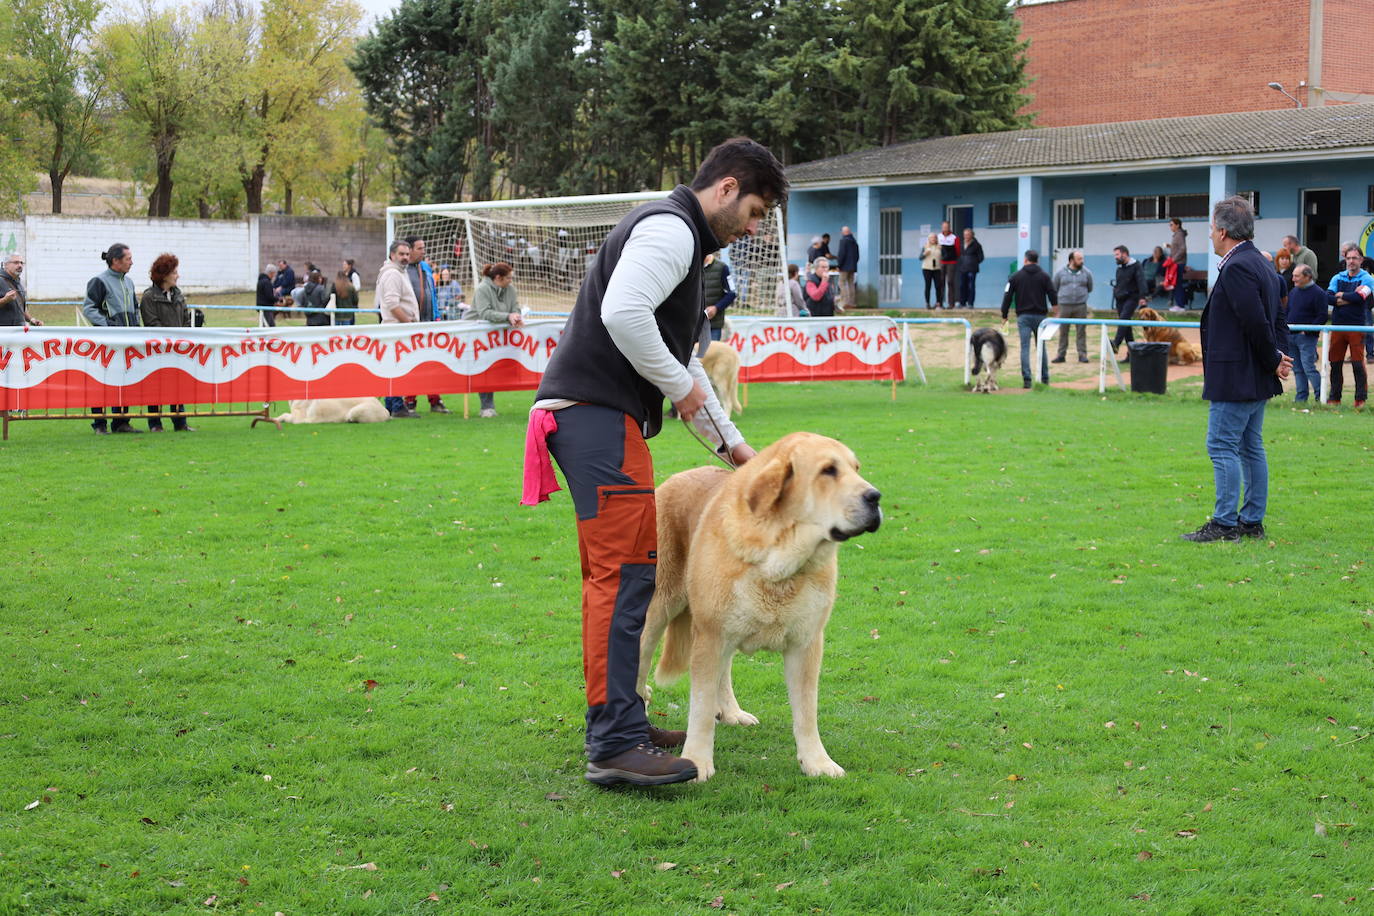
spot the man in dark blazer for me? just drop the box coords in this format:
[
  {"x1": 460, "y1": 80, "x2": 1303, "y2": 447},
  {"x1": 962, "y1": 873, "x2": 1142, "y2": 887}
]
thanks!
[{"x1": 1182, "y1": 196, "x2": 1292, "y2": 543}]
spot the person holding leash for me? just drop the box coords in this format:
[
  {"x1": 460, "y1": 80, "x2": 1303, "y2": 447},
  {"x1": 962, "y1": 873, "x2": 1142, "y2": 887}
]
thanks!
[{"x1": 524, "y1": 138, "x2": 786, "y2": 787}]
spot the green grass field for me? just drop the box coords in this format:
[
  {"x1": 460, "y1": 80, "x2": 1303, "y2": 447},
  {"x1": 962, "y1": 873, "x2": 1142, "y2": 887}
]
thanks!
[{"x1": 2, "y1": 376, "x2": 1371, "y2": 914}]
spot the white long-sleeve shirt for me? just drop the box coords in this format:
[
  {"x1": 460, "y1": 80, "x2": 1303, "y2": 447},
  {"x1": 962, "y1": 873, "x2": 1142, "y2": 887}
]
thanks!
[{"x1": 534, "y1": 214, "x2": 743, "y2": 450}]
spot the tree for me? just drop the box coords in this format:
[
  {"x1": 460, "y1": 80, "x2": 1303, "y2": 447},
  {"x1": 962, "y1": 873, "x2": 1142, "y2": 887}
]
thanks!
[
  {"x1": 7, "y1": 0, "x2": 105, "y2": 214},
  {"x1": 98, "y1": 2, "x2": 206, "y2": 217}
]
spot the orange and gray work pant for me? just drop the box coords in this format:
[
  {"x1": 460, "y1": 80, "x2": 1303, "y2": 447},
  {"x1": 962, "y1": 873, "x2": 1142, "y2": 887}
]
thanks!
[{"x1": 545, "y1": 404, "x2": 656, "y2": 760}]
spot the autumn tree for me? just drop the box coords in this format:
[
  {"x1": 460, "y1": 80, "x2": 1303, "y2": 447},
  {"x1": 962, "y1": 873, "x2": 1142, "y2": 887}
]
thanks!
[{"x1": 6, "y1": 0, "x2": 105, "y2": 214}]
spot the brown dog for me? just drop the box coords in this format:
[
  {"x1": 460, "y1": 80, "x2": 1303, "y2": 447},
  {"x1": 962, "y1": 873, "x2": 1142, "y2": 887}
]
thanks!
[
  {"x1": 637, "y1": 432, "x2": 881, "y2": 781},
  {"x1": 1137, "y1": 306, "x2": 1201, "y2": 364}
]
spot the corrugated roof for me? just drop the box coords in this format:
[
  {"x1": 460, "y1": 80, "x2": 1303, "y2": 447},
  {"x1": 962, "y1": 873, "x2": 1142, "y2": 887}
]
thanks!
[{"x1": 786, "y1": 104, "x2": 1374, "y2": 185}]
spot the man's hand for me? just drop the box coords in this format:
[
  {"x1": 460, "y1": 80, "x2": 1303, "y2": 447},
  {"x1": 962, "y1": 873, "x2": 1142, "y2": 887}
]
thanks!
[
  {"x1": 1276, "y1": 352, "x2": 1293, "y2": 380},
  {"x1": 1139, "y1": 298, "x2": 1148, "y2": 307},
  {"x1": 0, "y1": 290, "x2": 15, "y2": 304},
  {"x1": 728, "y1": 442, "x2": 756, "y2": 466},
  {"x1": 508, "y1": 312, "x2": 524, "y2": 327},
  {"x1": 28, "y1": 317, "x2": 42, "y2": 326},
  {"x1": 673, "y1": 382, "x2": 709, "y2": 422},
  {"x1": 705, "y1": 305, "x2": 717, "y2": 319}
]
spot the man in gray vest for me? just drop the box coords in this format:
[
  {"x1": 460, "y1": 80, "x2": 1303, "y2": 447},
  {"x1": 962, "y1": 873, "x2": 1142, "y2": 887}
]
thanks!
[
  {"x1": 82, "y1": 243, "x2": 141, "y2": 434},
  {"x1": 1051, "y1": 249, "x2": 1093, "y2": 363},
  {"x1": 0, "y1": 254, "x2": 40, "y2": 327},
  {"x1": 528, "y1": 138, "x2": 787, "y2": 787}
]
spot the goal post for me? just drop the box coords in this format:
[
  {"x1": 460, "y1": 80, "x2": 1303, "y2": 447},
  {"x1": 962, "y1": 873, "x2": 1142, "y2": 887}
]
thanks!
[{"x1": 386, "y1": 192, "x2": 788, "y2": 316}]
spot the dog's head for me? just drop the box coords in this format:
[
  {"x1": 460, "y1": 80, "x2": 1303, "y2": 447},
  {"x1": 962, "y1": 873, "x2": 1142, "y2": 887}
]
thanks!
[
  {"x1": 1136, "y1": 306, "x2": 1161, "y2": 322},
  {"x1": 743, "y1": 432, "x2": 881, "y2": 542}
]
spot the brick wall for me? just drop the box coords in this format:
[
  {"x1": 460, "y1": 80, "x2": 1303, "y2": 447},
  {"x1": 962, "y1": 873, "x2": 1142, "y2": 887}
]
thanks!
[
  {"x1": 1015, "y1": 0, "x2": 1311, "y2": 126},
  {"x1": 256, "y1": 216, "x2": 385, "y2": 289},
  {"x1": 1320, "y1": 0, "x2": 1372, "y2": 103}
]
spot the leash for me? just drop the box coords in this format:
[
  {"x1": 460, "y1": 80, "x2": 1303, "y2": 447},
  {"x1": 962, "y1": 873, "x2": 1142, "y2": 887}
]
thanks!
[{"x1": 680, "y1": 409, "x2": 737, "y2": 470}]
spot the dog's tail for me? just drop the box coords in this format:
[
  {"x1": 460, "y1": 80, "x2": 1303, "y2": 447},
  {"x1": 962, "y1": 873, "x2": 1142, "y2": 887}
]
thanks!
[{"x1": 654, "y1": 609, "x2": 693, "y2": 686}]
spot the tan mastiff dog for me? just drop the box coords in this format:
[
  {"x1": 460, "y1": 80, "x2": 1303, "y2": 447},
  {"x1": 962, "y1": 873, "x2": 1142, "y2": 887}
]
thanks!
[
  {"x1": 638, "y1": 432, "x2": 881, "y2": 781},
  {"x1": 275, "y1": 397, "x2": 390, "y2": 424}
]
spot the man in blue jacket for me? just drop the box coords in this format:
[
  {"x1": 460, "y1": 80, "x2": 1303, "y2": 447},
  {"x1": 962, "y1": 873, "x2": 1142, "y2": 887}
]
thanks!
[
  {"x1": 835, "y1": 226, "x2": 860, "y2": 310},
  {"x1": 1183, "y1": 197, "x2": 1292, "y2": 543}
]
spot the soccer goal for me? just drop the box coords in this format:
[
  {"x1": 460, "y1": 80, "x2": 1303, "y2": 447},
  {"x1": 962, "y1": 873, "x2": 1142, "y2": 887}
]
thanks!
[{"x1": 386, "y1": 192, "x2": 788, "y2": 316}]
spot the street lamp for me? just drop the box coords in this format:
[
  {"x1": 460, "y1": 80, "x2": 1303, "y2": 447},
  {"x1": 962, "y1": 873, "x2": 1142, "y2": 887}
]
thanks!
[{"x1": 1267, "y1": 82, "x2": 1302, "y2": 108}]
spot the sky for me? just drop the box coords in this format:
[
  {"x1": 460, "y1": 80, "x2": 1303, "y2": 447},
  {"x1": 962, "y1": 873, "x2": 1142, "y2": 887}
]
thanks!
[{"x1": 354, "y1": 0, "x2": 402, "y2": 27}]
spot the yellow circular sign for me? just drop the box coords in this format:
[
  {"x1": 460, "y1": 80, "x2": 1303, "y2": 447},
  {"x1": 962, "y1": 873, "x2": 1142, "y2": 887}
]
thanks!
[{"x1": 1361, "y1": 219, "x2": 1374, "y2": 257}]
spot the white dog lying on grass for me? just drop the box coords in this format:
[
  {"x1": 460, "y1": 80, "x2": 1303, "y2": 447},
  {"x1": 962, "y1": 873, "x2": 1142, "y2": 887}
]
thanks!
[{"x1": 275, "y1": 397, "x2": 390, "y2": 424}]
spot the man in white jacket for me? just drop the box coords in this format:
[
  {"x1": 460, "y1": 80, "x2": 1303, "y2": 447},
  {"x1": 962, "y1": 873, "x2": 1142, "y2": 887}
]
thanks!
[{"x1": 376, "y1": 240, "x2": 420, "y2": 417}]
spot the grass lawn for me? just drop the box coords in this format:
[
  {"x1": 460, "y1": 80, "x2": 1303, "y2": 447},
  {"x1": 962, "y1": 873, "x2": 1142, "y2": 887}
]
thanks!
[{"x1": 2, "y1": 375, "x2": 1371, "y2": 914}]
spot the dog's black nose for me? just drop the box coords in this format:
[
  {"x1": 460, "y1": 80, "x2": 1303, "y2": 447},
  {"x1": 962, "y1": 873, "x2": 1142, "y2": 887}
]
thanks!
[{"x1": 863, "y1": 488, "x2": 881, "y2": 505}]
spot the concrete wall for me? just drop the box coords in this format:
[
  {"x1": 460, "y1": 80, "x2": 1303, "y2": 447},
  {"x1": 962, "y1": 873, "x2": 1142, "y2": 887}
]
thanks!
[
  {"x1": 257, "y1": 216, "x2": 385, "y2": 290},
  {"x1": 6, "y1": 214, "x2": 385, "y2": 300}
]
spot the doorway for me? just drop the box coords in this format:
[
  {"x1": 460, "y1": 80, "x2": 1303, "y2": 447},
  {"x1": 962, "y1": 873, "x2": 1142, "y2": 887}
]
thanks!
[
  {"x1": 879, "y1": 208, "x2": 902, "y2": 303},
  {"x1": 1052, "y1": 199, "x2": 1084, "y2": 274},
  {"x1": 1302, "y1": 188, "x2": 1340, "y2": 284},
  {"x1": 945, "y1": 205, "x2": 973, "y2": 236}
]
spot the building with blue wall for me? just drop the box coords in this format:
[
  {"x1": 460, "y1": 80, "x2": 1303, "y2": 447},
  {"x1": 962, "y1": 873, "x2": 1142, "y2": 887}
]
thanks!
[{"x1": 784, "y1": 105, "x2": 1374, "y2": 309}]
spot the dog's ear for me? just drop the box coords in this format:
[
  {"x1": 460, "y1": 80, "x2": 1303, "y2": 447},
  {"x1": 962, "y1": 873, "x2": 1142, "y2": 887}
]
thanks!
[{"x1": 745, "y1": 453, "x2": 794, "y2": 515}]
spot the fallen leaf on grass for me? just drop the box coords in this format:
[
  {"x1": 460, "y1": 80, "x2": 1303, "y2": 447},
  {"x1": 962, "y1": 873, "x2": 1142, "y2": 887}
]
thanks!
[
  {"x1": 364, "y1": 680, "x2": 379, "y2": 691},
  {"x1": 655, "y1": 862, "x2": 677, "y2": 871},
  {"x1": 425, "y1": 893, "x2": 441, "y2": 902},
  {"x1": 1202, "y1": 802, "x2": 1213, "y2": 812},
  {"x1": 23, "y1": 799, "x2": 40, "y2": 811},
  {"x1": 709, "y1": 896, "x2": 724, "y2": 909},
  {"x1": 168, "y1": 880, "x2": 185, "y2": 888},
  {"x1": 611, "y1": 870, "x2": 624, "y2": 879},
  {"x1": 775, "y1": 881, "x2": 794, "y2": 891},
  {"x1": 1130, "y1": 893, "x2": 1151, "y2": 901},
  {"x1": 203, "y1": 896, "x2": 217, "y2": 906},
  {"x1": 348, "y1": 862, "x2": 378, "y2": 871},
  {"x1": 1006, "y1": 774, "x2": 1024, "y2": 782},
  {"x1": 544, "y1": 793, "x2": 565, "y2": 801},
  {"x1": 1315, "y1": 822, "x2": 1328, "y2": 838},
  {"x1": 1137, "y1": 851, "x2": 1153, "y2": 861},
  {"x1": 1176, "y1": 830, "x2": 1197, "y2": 838},
  {"x1": 139, "y1": 817, "x2": 158, "y2": 825}
]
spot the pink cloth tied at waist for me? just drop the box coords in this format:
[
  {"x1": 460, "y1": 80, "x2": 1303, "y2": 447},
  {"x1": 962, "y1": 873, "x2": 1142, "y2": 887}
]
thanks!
[{"x1": 521, "y1": 408, "x2": 562, "y2": 506}]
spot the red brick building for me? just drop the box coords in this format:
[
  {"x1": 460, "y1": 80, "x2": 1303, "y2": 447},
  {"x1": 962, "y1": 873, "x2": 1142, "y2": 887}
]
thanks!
[{"x1": 1014, "y1": 0, "x2": 1374, "y2": 127}]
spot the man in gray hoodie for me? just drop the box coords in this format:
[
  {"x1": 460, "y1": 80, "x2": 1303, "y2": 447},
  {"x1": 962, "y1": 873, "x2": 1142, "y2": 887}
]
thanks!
[{"x1": 1051, "y1": 250, "x2": 1093, "y2": 363}]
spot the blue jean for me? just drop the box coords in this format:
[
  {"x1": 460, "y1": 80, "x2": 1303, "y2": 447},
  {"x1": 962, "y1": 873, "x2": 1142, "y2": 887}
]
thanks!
[
  {"x1": 1172, "y1": 259, "x2": 1189, "y2": 310},
  {"x1": 1017, "y1": 313, "x2": 1048, "y2": 384},
  {"x1": 958, "y1": 271, "x2": 977, "y2": 307},
  {"x1": 1293, "y1": 333, "x2": 1321, "y2": 402},
  {"x1": 1205, "y1": 399, "x2": 1268, "y2": 526},
  {"x1": 385, "y1": 396, "x2": 406, "y2": 414}
]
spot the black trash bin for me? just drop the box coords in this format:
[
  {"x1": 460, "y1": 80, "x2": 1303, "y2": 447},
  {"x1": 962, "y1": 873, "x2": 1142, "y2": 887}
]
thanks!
[{"x1": 1127, "y1": 341, "x2": 1170, "y2": 394}]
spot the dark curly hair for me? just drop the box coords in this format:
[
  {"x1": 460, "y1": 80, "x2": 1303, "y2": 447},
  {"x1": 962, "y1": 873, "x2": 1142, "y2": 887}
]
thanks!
[{"x1": 149, "y1": 253, "x2": 179, "y2": 287}]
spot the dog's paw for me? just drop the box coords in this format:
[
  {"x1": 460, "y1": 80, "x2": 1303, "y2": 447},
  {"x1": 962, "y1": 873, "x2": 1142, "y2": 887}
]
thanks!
[
  {"x1": 689, "y1": 757, "x2": 716, "y2": 782},
  {"x1": 800, "y1": 754, "x2": 845, "y2": 778},
  {"x1": 718, "y1": 708, "x2": 759, "y2": 727}
]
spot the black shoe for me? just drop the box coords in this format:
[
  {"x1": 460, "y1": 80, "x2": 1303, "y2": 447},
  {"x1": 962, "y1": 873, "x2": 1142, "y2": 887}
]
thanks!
[
  {"x1": 586, "y1": 743, "x2": 697, "y2": 786},
  {"x1": 1051, "y1": 356, "x2": 1066, "y2": 364},
  {"x1": 1022, "y1": 380, "x2": 1032, "y2": 389},
  {"x1": 390, "y1": 408, "x2": 421, "y2": 419},
  {"x1": 1181, "y1": 520, "x2": 1241, "y2": 542},
  {"x1": 647, "y1": 725, "x2": 687, "y2": 749},
  {"x1": 1079, "y1": 356, "x2": 1090, "y2": 363},
  {"x1": 174, "y1": 425, "x2": 196, "y2": 432},
  {"x1": 92, "y1": 426, "x2": 109, "y2": 435},
  {"x1": 111, "y1": 424, "x2": 142, "y2": 434},
  {"x1": 1237, "y1": 520, "x2": 1266, "y2": 539},
  {"x1": 148, "y1": 424, "x2": 165, "y2": 433},
  {"x1": 430, "y1": 403, "x2": 452, "y2": 414}
]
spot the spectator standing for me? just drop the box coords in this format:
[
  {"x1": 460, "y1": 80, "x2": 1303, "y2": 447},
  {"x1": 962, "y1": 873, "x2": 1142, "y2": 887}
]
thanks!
[
  {"x1": 82, "y1": 244, "x2": 141, "y2": 434},
  {"x1": 1286, "y1": 264, "x2": 1326, "y2": 403},
  {"x1": 303, "y1": 269, "x2": 330, "y2": 326},
  {"x1": 1324, "y1": 245, "x2": 1373, "y2": 407},
  {"x1": 956, "y1": 227, "x2": 984, "y2": 308},
  {"x1": 920, "y1": 232, "x2": 941, "y2": 308},
  {"x1": 403, "y1": 237, "x2": 451, "y2": 414},
  {"x1": 434, "y1": 266, "x2": 464, "y2": 320},
  {"x1": 1000, "y1": 249, "x2": 1057, "y2": 388},
  {"x1": 470, "y1": 261, "x2": 523, "y2": 418},
  {"x1": 1273, "y1": 249, "x2": 1294, "y2": 304},
  {"x1": 776, "y1": 263, "x2": 805, "y2": 316},
  {"x1": 1283, "y1": 235, "x2": 1319, "y2": 278},
  {"x1": 0, "y1": 254, "x2": 40, "y2": 326},
  {"x1": 529, "y1": 138, "x2": 775, "y2": 787},
  {"x1": 256, "y1": 264, "x2": 278, "y2": 326},
  {"x1": 937, "y1": 221, "x2": 959, "y2": 310},
  {"x1": 139, "y1": 253, "x2": 194, "y2": 432},
  {"x1": 1183, "y1": 196, "x2": 1291, "y2": 542},
  {"x1": 1167, "y1": 218, "x2": 1189, "y2": 312},
  {"x1": 1050, "y1": 249, "x2": 1093, "y2": 363},
  {"x1": 806, "y1": 233, "x2": 832, "y2": 266},
  {"x1": 1109, "y1": 245, "x2": 1149, "y2": 361},
  {"x1": 804, "y1": 258, "x2": 837, "y2": 317},
  {"x1": 835, "y1": 225, "x2": 860, "y2": 310},
  {"x1": 1345, "y1": 240, "x2": 1374, "y2": 363},
  {"x1": 375, "y1": 240, "x2": 421, "y2": 418},
  {"x1": 342, "y1": 258, "x2": 361, "y2": 292},
  {"x1": 701, "y1": 250, "x2": 736, "y2": 340},
  {"x1": 332, "y1": 270, "x2": 359, "y2": 325},
  {"x1": 274, "y1": 259, "x2": 296, "y2": 309}
]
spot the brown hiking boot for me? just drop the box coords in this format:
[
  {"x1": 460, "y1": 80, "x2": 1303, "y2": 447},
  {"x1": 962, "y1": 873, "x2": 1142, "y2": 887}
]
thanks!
[
  {"x1": 585, "y1": 743, "x2": 697, "y2": 786},
  {"x1": 647, "y1": 725, "x2": 686, "y2": 749}
]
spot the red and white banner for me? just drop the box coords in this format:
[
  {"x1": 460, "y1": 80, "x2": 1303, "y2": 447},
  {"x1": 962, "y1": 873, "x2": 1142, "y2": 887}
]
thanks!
[
  {"x1": 0, "y1": 320, "x2": 567, "y2": 411},
  {"x1": 724, "y1": 317, "x2": 904, "y2": 383},
  {"x1": 0, "y1": 316, "x2": 905, "y2": 411}
]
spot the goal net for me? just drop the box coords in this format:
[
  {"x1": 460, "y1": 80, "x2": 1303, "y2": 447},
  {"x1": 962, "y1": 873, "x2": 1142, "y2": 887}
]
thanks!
[{"x1": 387, "y1": 192, "x2": 788, "y2": 317}]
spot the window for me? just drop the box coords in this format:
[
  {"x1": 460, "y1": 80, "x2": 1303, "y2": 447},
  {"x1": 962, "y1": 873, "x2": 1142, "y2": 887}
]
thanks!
[
  {"x1": 1365, "y1": 185, "x2": 1372, "y2": 212},
  {"x1": 988, "y1": 201, "x2": 1018, "y2": 225},
  {"x1": 1116, "y1": 191, "x2": 1259, "y2": 221}
]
